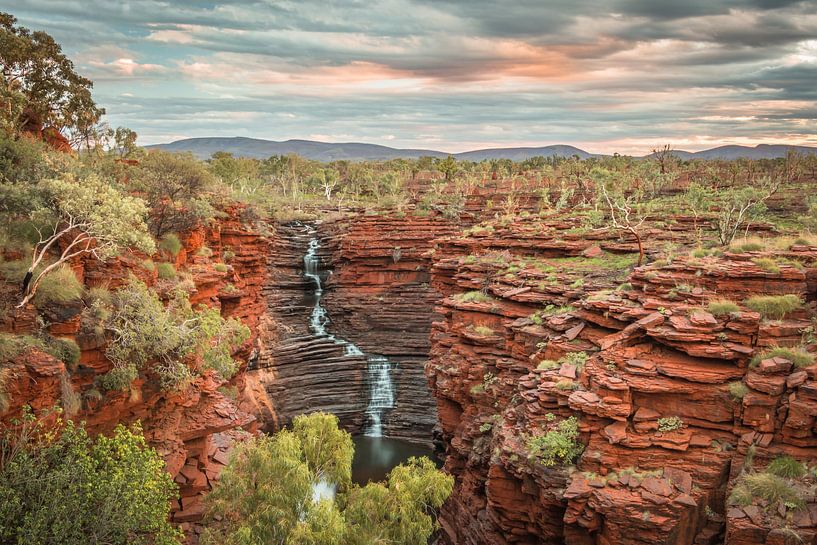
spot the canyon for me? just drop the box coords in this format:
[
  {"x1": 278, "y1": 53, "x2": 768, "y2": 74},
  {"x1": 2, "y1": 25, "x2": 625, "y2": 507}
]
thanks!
[{"x1": 2, "y1": 186, "x2": 816, "y2": 545}]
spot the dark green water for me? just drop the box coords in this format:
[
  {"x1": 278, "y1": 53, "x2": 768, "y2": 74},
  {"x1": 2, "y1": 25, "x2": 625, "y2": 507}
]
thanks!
[{"x1": 352, "y1": 436, "x2": 441, "y2": 485}]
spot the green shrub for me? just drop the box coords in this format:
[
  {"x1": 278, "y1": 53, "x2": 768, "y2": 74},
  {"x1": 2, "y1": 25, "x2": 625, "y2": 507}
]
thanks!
[
  {"x1": 527, "y1": 416, "x2": 583, "y2": 466},
  {"x1": 0, "y1": 333, "x2": 79, "y2": 367},
  {"x1": 730, "y1": 238, "x2": 765, "y2": 252},
  {"x1": 156, "y1": 262, "x2": 177, "y2": 280},
  {"x1": 751, "y1": 346, "x2": 814, "y2": 368},
  {"x1": 222, "y1": 249, "x2": 235, "y2": 261},
  {"x1": 560, "y1": 351, "x2": 588, "y2": 370},
  {"x1": 0, "y1": 414, "x2": 182, "y2": 545},
  {"x1": 728, "y1": 381, "x2": 749, "y2": 400},
  {"x1": 97, "y1": 364, "x2": 139, "y2": 392},
  {"x1": 0, "y1": 367, "x2": 13, "y2": 413},
  {"x1": 454, "y1": 290, "x2": 493, "y2": 304},
  {"x1": 213, "y1": 263, "x2": 228, "y2": 273},
  {"x1": 555, "y1": 379, "x2": 578, "y2": 391},
  {"x1": 537, "y1": 360, "x2": 559, "y2": 371},
  {"x1": 50, "y1": 338, "x2": 80, "y2": 369},
  {"x1": 159, "y1": 233, "x2": 182, "y2": 257},
  {"x1": 766, "y1": 456, "x2": 806, "y2": 479},
  {"x1": 222, "y1": 283, "x2": 238, "y2": 294},
  {"x1": 60, "y1": 372, "x2": 80, "y2": 417},
  {"x1": 196, "y1": 246, "x2": 213, "y2": 258},
  {"x1": 707, "y1": 299, "x2": 740, "y2": 316},
  {"x1": 657, "y1": 416, "x2": 684, "y2": 432},
  {"x1": 691, "y1": 248, "x2": 708, "y2": 258},
  {"x1": 472, "y1": 325, "x2": 494, "y2": 336},
  {"x1": 33, "y1": 265, "x2": 83, "y2": 308},
  {"x1": 729, "y1": 472, "x2": 804, "y2": 509},
  {"x1": 141, "y1": 259, "x2": 156, "y2": 272},
  {"x1": 744, "y1": 294, "x2": 803, "y2": 320},
  {"x1": 752, "y1": 258, "x2": 781, "y2": 274}
]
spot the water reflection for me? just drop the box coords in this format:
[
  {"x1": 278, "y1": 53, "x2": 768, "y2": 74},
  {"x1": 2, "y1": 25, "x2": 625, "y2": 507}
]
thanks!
[{"x1": 352, "y1": 436, "x2": 441, "y2": 485}]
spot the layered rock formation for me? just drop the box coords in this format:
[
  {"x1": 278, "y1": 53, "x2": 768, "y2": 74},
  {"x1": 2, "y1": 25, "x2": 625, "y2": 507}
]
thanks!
[
  {"x1": 0, "y1": 206, "x2": 269, "y2": 535},
  {"x1": 425, "y1": 212, "x2": 817, "y2": 545}
]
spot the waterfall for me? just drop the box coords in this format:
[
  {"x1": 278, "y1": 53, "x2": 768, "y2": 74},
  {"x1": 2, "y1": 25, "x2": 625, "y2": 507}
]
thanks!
[
  {"x1": 300, "y1": 224, "x2": 395, "y2": 439},
  {"x1": 363, "y1": 355, "x2": 394, "y2": 437}
]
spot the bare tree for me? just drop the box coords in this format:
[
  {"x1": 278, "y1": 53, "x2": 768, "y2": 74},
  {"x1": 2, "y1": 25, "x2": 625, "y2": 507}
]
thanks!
[
  {"x1": 600, "y1": 184, "x2": 647, "y2": 266},
  {"x1": 651, "y1": 144, "x2": 675, "y2": 175}
]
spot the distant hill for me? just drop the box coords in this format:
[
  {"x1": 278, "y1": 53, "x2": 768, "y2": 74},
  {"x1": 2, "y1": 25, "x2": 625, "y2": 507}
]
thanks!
[{"x1": 147, "y1": 137, "x2": 817, "y2": 162}]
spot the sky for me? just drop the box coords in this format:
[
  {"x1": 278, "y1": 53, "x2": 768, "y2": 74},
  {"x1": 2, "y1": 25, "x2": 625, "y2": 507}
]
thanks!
[{"x1": 4, "y1": 0, "x2": 817, "y2": 154}]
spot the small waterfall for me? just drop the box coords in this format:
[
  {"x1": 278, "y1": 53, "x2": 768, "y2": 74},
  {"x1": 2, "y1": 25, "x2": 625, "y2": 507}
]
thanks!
[
  {"x1": 363, "y1": 355, "x2": 394, "y2": 437},
  {"x1": 300, "y1": 223, "x2": 395, "y2": 439}
]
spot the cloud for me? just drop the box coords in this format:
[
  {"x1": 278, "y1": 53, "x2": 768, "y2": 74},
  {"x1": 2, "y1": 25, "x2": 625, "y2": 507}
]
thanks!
[{"x1": 2, "y1": 0, "x2": 815, "y2": 152}]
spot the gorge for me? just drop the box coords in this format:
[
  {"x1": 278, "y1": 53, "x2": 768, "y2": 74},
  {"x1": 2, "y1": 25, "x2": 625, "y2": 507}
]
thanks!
[{"x1": 2, "y1": 169, "x2": 817, "y2": 545}]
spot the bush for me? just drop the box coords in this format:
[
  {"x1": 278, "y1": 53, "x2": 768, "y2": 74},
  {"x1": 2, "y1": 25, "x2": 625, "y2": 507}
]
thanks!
[
  {"x1": 766, "y1": 456, "x2": 807, "y2": 479},
  {"x1": 728, "y1": 381, "x2": 749, "y2": 400},
  {"x1": 60, "y1": 372, "x2": 80, "y2": 417},
  {"x1": 33, "y1": 265, "x2": 83, "y2": 308},
  {"x1": 97, "y1": 364, "x2": 139, "y2": 392},
  {"x1": 752, "y1": 258, "x2": 780, "y2": 274},
  {"x1": 472, "y1": 325, "x2": 494, "y2": 336},
  {"x1": 708, "y1": 299, "x2": 740, "y2": 316},
  {"x1": 0, "y1": 333, "x2": 79, "y2": 367},
  {"x1": 454, "y1": 290, "x2": 493, "y2": 304},
  {"x1": 537, "y1": 360, "x2": 559, "y2": 371},
  {"x1": 0, "y1": 414, "x2": 182, "y2": 545},
  {"x1": 196, "y1": 246, "x2": 213, "y2": 258},
  {"x1": 141, "y1": 259, "x2": 156, "y2": 272},
  {"x1": 730, "y1": 238, "x2": 765, "y2": 252},
  {"x1": 729, "y1": 472, "x2": 804, "y2": 509},
  {"x1": 159, "y1": 233, "x2": 182, "y2": 257},
  {"x1": 751, "y1": 346, "x2": 814, "y2": 368},
  {"x1": 49, "y1": 338, "x2": 80, "y2": 369},
  {"x1": 657, "y1": 416, "x2": 684, "y2": 432},
  {"x1": 156, "y1": 262, "x2": 177, "y2": 280},
  {"x1": 526, "y1": 416, "x2": 583, "y2": 466},
  {"x1": 744, "y1": 294, "x2": 802, "y2": 320},
  {"x1": 213, "y1": 263, "x2": 228, "y2": 273},
  {"x1": 555, "y1": 379, "x2": 578, "y2": 391}
]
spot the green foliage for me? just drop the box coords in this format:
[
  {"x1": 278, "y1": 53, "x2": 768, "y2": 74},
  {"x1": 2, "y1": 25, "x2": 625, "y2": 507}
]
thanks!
[
  {"x1": 537, "y1": 360, "x2": 559, "y2": 371},
  {"x1": 730, "y1": 238, "x2": 765, "y2": 252},
  {"x1": 751, "y1": 346, "x2": 815, "y2": 368},
  {"x1": 133, "y1": 151, "x2": 217, "y2": 237},
  {"x1": 0, "y1": 332, "x2": 79, "y2": 367},
  {"x1": 0, "y1": 413, "x2": 181, "y2": 545},
  {"x1": 454, "y1": 290, "x2": 493, "y2": 304},
  {"x1": 744, "y1": 294, "x2": 803, "y2": 320},
  {"x1": 526, "y1": 416, "x2": 583, "y2": 466},
  {"x1": 203, "y1": 412, "x2": 453, "y2": 545},
  {"x1": 214, "y1": 263, "x2": 228, "y2": 273},
  {"x1": 159, "y1": 233, "x2": 182, "y2": 257},
  {"x1": 752, "y1": 257, "x2": 781, "y2": 274},
  {"x1": 728, "y1": 381, "x2": 749, "y2": 401},
  {"x1": 97, "y1": 364, "x2": 138, "y2": 392},
  {"x1": 728, "y1": 472, "x2": 804, "y2": 510},
  {"x1": 141, "y1": 259, "x2": 155, "y2": 272},
  {"x1": 708, "y1": 299, "x2": 740, "y2": 316},
  {"x1": 196, "y1": 245, "x2": 213, "y2": 258},
  {"x1": 32, "y1": 264, "x2": 83, "y2": 307},
  {"x1": 0, "y1": 13, "x2": 104, "y2": 138},
  {"x1": 156, "y1": 262, "x2": 177, "y2": 280},
  {"x1": 657, "y1": 416, "x2": 684, "y2": 432},
  {"x1": 471, "y1": 325, "x2": 494, "y2": 336},
  {"x1": 105, "y1": 279, "x2": 248, "y2": 389},
  {"x1": 766, "y1": 456, "x2": 806, "y2": 479},
  {"x1": 555, "y1": 379, "x2": 578, "y2": 391}
]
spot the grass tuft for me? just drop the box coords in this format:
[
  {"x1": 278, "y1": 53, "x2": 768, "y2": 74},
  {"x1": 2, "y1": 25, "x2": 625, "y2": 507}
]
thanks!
[
  {"x1": 707, "y1": 299, "x2": 740, "y2": 316},
  {"x1": 766, "y1": 456, "x2": 806, "y2": 479},
  {"x1": 728, "y1": 381, "x2": 749, "y2": 400},
  {"x1": 159, "y1": 233, "x2": 182, "y2": 257},
  {"x1": 156, "y1": 262, "x2": 177, "y2": 280},
  {"x1": 751, "y1": 346, "x2": 814, "y2": 368},
  {"x1": 744, "y1": 294, "x2": 802, "y2": 320}
]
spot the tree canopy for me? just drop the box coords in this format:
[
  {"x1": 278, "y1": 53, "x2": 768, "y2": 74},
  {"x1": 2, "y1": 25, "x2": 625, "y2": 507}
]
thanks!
[
  {"x1": 202, "y1": 412, "x2": 453, "y2": 545},
  {"x1": 0, "y1": 12, "x2": 103, "y2": 143},
  {"x1": 0, "y1": 410, "x2": 182, "y2": 545}
]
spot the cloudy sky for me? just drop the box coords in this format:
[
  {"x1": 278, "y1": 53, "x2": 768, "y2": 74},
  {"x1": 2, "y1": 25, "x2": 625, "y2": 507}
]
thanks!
[{"x1": 4, "y1": 1, "x2": 817, "y2": 153}]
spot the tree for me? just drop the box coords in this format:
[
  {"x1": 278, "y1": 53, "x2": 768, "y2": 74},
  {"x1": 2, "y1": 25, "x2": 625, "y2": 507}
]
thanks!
[
  {"x1": 651, "y1": 144, "x2": 676, "y2": 175},
  {"x1": 0, "y1": 409, "x2": 182, "y2": 545},
  {"x1": 202, "y1": 412, "x2": 453, "y2": 545},
  {"x1": 680, "y1": 182, "x2": 714, "y2": 244},
  {"x1": 0, "y1": 12, "x2": 104, "y2": 143},
  {"x1": 18, "y1": 173, "x2": 155, "y2": 308},
  {"x1": 132, "y1": 150, "x2": 217, "y2": 237},
  {"x1": 714, "y1": 178, "x2": 779, "y2": 245},
  {"x1": 112, "y1": 127, "x2": 138, "y2": 158},
  {"x1": 596, "y1": 169, "x2": 648, "y2": 266}
]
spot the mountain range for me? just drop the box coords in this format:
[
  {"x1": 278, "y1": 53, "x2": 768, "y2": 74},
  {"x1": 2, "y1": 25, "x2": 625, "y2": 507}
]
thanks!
[{"x1": 147, "y1": 137, "x2": 817, "y2": 162}]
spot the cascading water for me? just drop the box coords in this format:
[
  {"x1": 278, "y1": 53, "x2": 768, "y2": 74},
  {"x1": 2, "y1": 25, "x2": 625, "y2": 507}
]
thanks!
[{"x1": 301, "y1": 224, "x2": 395, "y2": 437}]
